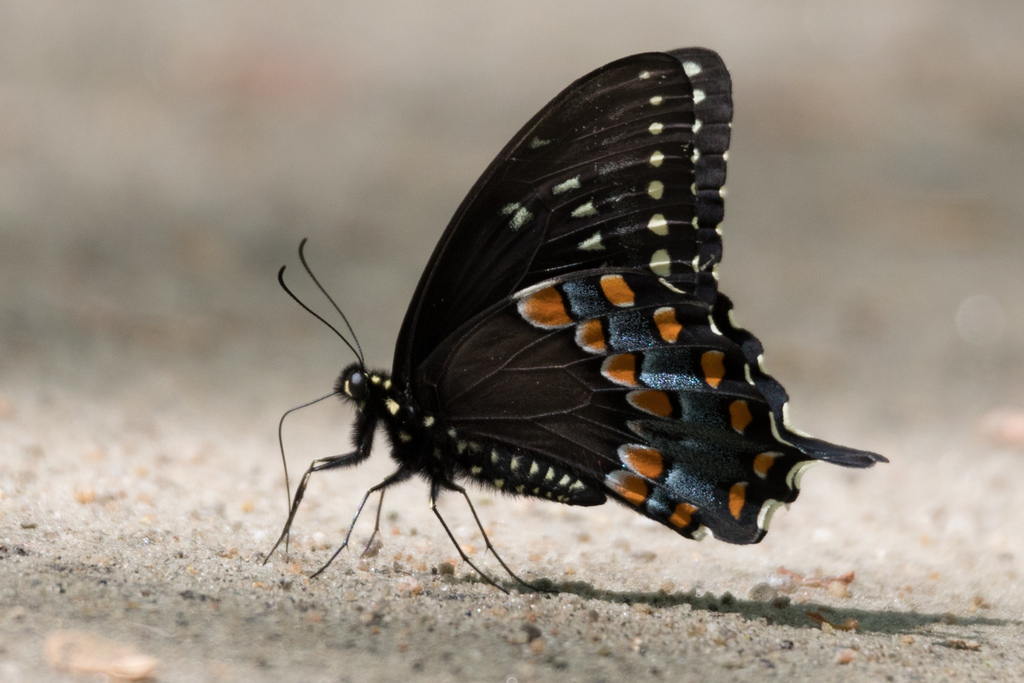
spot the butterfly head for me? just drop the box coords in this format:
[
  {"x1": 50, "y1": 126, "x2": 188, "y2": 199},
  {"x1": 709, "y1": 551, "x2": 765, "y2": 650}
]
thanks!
[
  {"x1": 335, "y1": 362, "x2": 375, "y2": 404},
  {"x1": 334, "y1": 362, "x2": 399, "y2": 410}
]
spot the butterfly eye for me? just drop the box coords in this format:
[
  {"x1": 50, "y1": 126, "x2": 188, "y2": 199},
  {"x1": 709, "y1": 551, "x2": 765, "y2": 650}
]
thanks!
[{"x1": 346, "y1": 370, "x2": 367, "y2": 400}]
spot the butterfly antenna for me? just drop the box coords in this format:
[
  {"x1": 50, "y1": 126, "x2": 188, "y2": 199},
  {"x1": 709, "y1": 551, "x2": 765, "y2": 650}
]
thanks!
[
  {"x1": 276, "y1": 391, "x2": 336, "y2": 525},
  {"x1": 277, "y1": 265, "x2": 363, "y2": 363},
  {"x1": 297, "y1": 238, "x2": 366, "y2": 368}
]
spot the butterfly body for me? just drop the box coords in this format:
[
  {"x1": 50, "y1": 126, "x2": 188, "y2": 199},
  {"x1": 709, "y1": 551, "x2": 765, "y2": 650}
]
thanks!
[
  {"x1": 336, "y1": 364, "x2": 609, "y2": 508},
  {"x1": 274, "y1": 47, "x2": 885, "y2": 583}
]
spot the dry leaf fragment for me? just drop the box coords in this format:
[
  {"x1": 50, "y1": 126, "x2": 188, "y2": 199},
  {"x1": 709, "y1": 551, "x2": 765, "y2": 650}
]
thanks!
[
  {"x1": 806, "y1": 611, "x2": 858, "y2": 631},
  {"x1": 778, "y1": 566, "x2": 855, "y2": 588}
]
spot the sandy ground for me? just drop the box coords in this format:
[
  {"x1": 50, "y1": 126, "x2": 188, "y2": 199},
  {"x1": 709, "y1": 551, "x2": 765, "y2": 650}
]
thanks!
[{"x1": 2, "y1": 2, "x2": 1023, "y2": 681}]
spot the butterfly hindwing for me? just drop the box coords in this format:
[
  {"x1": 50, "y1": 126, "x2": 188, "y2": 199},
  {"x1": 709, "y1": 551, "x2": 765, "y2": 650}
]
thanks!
[{"x1": 416, "y1": 267, "x2": 822, "y2": 542}]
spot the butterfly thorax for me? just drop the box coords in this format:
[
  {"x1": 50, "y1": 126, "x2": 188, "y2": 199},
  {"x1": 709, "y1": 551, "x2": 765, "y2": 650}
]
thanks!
[{"x1": 335, "y1": 363, "x2": 429, "y2": 464}]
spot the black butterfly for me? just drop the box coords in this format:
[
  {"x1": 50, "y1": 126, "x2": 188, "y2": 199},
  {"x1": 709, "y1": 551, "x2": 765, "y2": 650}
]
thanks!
[{"x1": 267, "y1": 47, "x2": 886, "y2": 590}]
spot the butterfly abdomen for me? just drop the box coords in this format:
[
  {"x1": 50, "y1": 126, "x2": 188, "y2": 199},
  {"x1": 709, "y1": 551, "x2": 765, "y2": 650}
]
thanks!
[{"x1": 443, "y1": 438, "x2": 608, "y2": 506}]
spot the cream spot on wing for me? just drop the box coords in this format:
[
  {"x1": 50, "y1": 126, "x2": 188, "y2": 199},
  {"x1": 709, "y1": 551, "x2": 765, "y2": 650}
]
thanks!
[
  {"x1": 649, "y1": 150, "x2": 664, "y2": 167},
  {"x1": 386, "y1": 399, "x2": 400, "y2": 416},
  {"x1": 552, "y1": 176, "x2": 581, "y2": 195},
  {"x1": 639, "y1": 70, "x2": 651, "y2": 80},
  {"x1": 647, "y1": 180, "x2": 664, "y2": 200},
  {"x1": 649, "y1": 249, "x2": 671, "y2": 276},
  {"x1": 529, "y1": 137, "x2": 550, "y2": 148},
  {"x1": 647, "y1": 213, "x2": 668, "y2": 236},
  {"x1": 571, "y1": 201, "x2": 598, "y2": 218},
  {"x1": 578, "y1": 231, "x2": 604, "y2": 251},
  {"x1": 682, "y1": 61, "x2": 702, "y2": 77},
  {"x1": 649, "y1": 95, "x2": 663, "y2": 106},
  {"x1": 692, "y1": 119, "x2": 702, "y2": 134},
  {"x1": 693, "y1": 89, "x2": 706, "y2": 104},
  {"x1": 648, "y1": 122, "x2": 664, "y2": 135},
  {"x1": 509, "y1": 206, "x2": 532, "y2": 230}
]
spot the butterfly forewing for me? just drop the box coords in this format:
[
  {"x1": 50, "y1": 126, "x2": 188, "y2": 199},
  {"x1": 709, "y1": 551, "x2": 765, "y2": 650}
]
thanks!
[{"x1": 395, "y1": 48, "x2": 730, "y2": 383}]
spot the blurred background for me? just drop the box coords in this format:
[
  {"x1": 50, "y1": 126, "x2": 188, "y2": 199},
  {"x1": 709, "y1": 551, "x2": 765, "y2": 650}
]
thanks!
[{"x1": 2, "y1": 1, "x2": 1021, "y2": 443}]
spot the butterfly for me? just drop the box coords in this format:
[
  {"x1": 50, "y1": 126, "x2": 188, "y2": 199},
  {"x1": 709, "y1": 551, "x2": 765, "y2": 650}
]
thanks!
[{"x1": 267, "y1": 47, "x2": 886, "y2": 591}]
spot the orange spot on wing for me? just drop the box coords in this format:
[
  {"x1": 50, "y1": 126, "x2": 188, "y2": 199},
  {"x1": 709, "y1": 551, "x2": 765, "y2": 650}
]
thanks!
[
  {"x1": 607, "y1": 471, "x2": 648, "y2": 506},
  {"x1": 753, "y1": 452, "x2": 776, "y2": 479},
  {"x1": 600, "y1": 275, "x2": 635, "y2": 307},
  {"x1": 520, "y1": 286, "x2": 571, "y2": 328},
  {"x1": 620, "y1": 445, "x2": 664, "y2": 479},
  {"x1": 628, "y1": 390, "x2": 673, "y2": 417},
  {"x1": 653, "y1": 307, "x2": 682, "y2": 342},
  {"x1": 729, "y1": 482, "x2": 747, "y2": 519},
  {"x1": 701, "y1": 350, "x2": 725, "y2": 389},
  {"x1": 729, "y1": 400, "x2": 752, "y2": 433},
  {"x1": 576, "y1": 319, "x2": 606, "y2": 352},
  {"x1": 602, "y1": 354, "x2": 638, "y2": 387},
  {"x1": 520, "y1": 286, "x2": 577, "y2": 327},
  {"x1": 668, "y1": 502, "x2": 697, "y2": 528}
]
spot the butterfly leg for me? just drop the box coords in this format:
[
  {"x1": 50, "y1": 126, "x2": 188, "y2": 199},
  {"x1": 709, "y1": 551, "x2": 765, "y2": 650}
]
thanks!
[
  {"x1": 309, "y1": 467, "x2": 412, "y2": 578},
  {"x1": 430, "y1": 481, "x2": 554, "y2": 594},
  {"x1": 451, "y1": 484, "x2": 554, "y2": 594},
  {"x1": 429, "y1": 491, "x2": 507, "y2": 594},
  {"x1": 358, "y1": 489, "x2": 387, "y2": 557},
  {"x1": 265, "y1": 450, "x2": 368, "y2": 564}
]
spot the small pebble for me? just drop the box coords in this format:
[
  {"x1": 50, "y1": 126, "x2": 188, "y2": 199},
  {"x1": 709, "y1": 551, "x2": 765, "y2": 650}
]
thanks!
[
  {"x1": 748, "y1": 583, "x2": 778, "y2": 603},
  {"x1": 827, "y1": 581, "x2": 849, "y2": 599}
]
